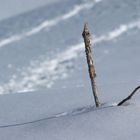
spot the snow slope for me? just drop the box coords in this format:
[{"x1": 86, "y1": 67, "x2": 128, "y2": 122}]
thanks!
[
  {"x1": 0, "y1": 89, "x2": 139, "y2": 140},
  {"x1": 0, "y1": 0, "x2": 139, "y2": 139},
  {"x1": 0, "y1": 0, "x2": 139, "y2": 97}
]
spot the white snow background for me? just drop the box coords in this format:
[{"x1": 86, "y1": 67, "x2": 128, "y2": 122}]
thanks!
[{"x1": 0, "y1": 0, "x2": 139, "y2": 139}]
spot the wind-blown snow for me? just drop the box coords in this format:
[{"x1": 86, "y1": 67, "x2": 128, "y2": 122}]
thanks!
[
  {"x1": 0, "y1": 0, "x2": 102, "y2": 48},
  {"x1": 0, "y1": 20, "x2": 139, "y2": 94},
  {"x1": 0, "y1": 0, "x2": 140, "y2": 139}
]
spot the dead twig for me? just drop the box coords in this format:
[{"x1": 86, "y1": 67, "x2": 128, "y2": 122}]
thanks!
[
  {"x1": 118, "y1": 85, "x2": 140, "y2": 106},
  {"x1": 82, "y1": 23, "x2": 100, "y2": 107}
]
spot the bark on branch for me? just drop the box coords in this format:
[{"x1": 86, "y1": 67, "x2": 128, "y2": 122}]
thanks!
[
  {"x1": 82, "y1": 23, "x2": 100, "y2": 107},
  {"x1": 118, "y1": 85, "x2": 140, "y2": 106}
]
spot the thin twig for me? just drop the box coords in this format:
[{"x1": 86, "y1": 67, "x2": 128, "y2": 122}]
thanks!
[
  {"x1": 118, "y1": 85, "x2": 140, "y2": 106},
  {"x1": 82, "y1": 23, "x2": 100, "y2": 107}
]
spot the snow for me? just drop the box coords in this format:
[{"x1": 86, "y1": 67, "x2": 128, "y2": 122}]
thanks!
[
  {"x1": 0, "y1": 0, "x2": 140, "y2": 139},
  {"x1": 0, "y1": 89, "x2": 139, "y2": 140},
  {"x1": 0, "y1": 0, "x2": 100, "y2": 48},
  {"x1": 0, "y1": 86, "x2": 94, "y2": 126},
  {"x1": 0, "y1": 20, "x2": 139, "y2": 94}
]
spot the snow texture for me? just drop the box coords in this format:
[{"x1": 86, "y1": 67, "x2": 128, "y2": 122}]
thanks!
[{"x1": 0, "y1": 0, "x2": 139, "y2": 139}]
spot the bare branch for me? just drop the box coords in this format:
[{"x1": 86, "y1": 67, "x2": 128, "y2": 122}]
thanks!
[
  {"x1": 118, "y1": 85, "x2": 140, "y2": 106},
  {"x1": 82, "y1": 23, "x2": 101, "y2": 107}
]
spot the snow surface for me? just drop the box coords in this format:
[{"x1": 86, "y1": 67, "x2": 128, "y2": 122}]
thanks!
[
  {"x1": 0, "y1": 89, "x2": 139, "y2": 140},
  {"x1": 0, "y1": 0, "x2": 140, "y2": 139}
]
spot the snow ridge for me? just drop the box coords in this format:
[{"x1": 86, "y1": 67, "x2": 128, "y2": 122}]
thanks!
[
  {"x1": 0, "y1": 105, "x2": 94, "y2": 128},
  {"x1": 0, "y1": 104, "x2": 116, "y2": 128}
]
